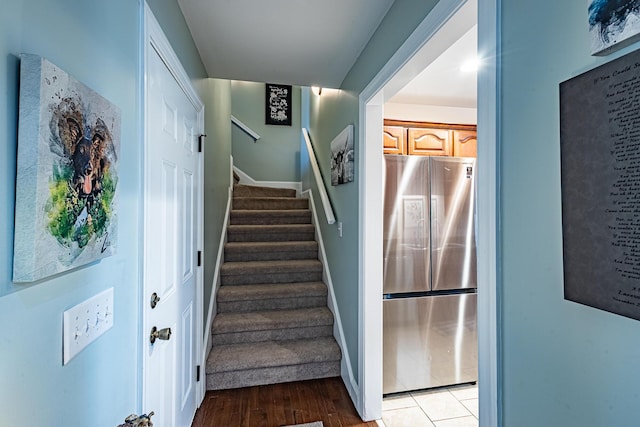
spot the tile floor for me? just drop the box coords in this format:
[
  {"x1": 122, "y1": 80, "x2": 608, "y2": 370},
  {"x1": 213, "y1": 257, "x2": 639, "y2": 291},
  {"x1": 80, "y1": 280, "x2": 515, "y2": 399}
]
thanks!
[{"x1": 377, "y1": 383, "x2": 478, "y2": 427}]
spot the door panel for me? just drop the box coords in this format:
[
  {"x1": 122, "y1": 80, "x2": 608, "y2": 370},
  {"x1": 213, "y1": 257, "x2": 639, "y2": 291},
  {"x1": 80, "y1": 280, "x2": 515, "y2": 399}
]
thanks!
[
  {"x1": 182, "y1": 170, "x2": 194, "y2": 280},
  {"x1": 430, "y1": 157, "x2": 477, "y2": 291},
  {"x1": 180, "y1": 303, "x2": 193, "y2": 409},
  {"x1": 161, "y1": 160, "x2": 178, "y2": 296},
  {"x1": 163, "y1": 99, "x2": 177, "y2": 139},
  {"x1": 452, "y1": 130, "x2": 477, "y2": 157},
  {"x1": 383, "y1": 294, "x2": 478, "y2": 394},
  {"x1": 383, "y1": 126, "x2": 406, "y2": 155},
  {"x1": 407, "y1": 128, "x2": 450, "y2": 156},
  {"x1": 383, "y1": 155, "x2": 431, "y2": 294}
]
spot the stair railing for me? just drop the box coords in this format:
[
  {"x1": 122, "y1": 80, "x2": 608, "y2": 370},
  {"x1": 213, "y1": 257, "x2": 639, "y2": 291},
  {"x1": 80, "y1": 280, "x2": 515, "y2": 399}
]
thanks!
[
  {"x1": 302, "y1": 128, "x2": 336, "y2": 224},
  {"x1": 231, "y1": 115, "x2": 261, "y2": 142}
]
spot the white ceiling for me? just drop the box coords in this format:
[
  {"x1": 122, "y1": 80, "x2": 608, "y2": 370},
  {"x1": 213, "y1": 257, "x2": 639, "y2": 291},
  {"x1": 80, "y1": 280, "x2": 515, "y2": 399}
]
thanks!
[
  {"x1": 177, "y1": 0, "x2": 395, "y2": 88},
  {"x1": 388, "y1": 25, "x2": 478, "y2": 108},
  {"x1": 177, "y1": 0, "x2": 478, "y2": 109}
]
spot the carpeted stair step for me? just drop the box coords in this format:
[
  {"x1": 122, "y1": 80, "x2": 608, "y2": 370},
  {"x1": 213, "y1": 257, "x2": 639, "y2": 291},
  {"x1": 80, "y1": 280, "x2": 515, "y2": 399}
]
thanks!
[
  {"x1": 224, "y1": 241, "x2": 318, "y2": 262},
  {"x1": 227, "y1": 224, "x2": 315, "y2": 242},
  {"x1": 207, "y1": 183, "x2": 342, "y2": 392},
  {"x1": 233, "y1": 197, "x2": 308, "y2": 210},
  {"x1": 230, "y1": 209, "x2": 312, "y2": 225},
  {"x1": 220, "y1": 259, "x2": 322, "y2": 285},
  {"x1": 217, "y1": 282, "x2": 327, "y2": 313},
  {"x1": 205, "y1": 337, "x2": 341, "y2": 390},
  {"x1": 212, "y1": 307, "x2": 334, "y2": 345},
  {"x1": 233, "y1": 184, "x2": 296, "y2": 198}
]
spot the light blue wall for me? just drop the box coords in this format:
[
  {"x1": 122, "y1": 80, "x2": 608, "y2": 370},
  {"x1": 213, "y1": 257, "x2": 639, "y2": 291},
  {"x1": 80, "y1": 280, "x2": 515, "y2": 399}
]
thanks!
[
  {"x1": 307, "y1": 89, "x2": 360, "y2": 376},
  {"x1": 500, "y1": 1, "x2": 640, "y2": 425},
  {"x1": 231, "y1": 81, "x2": 301, "y2": 182},
  {"x1": 307, "y1": 0, "x2": 440, "y2": 382},
  {"x1": 0, "y1": 1, "x2": 140, "y2": 425},
  {"x1": 147, "y1": 0, "x2": 207, "y2": 81},
  {"x1": 0, "y1": 1, "x2": 230, "y2": 425},
  {"x1": 202, "y1": 78, "x2": 232, "y2": 321}
]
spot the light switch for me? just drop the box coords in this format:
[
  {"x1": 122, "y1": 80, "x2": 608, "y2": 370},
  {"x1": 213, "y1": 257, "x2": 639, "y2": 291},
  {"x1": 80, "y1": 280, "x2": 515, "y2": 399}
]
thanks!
[{"x1": 63, "y1": 287, "x2": 114, "y2": 365}]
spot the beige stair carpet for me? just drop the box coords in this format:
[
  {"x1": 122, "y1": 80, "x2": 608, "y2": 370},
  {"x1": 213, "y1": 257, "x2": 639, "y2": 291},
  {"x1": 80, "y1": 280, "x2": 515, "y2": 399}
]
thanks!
[{"x1": 206, "y1": 184, "x2": 341, "y2": 390}]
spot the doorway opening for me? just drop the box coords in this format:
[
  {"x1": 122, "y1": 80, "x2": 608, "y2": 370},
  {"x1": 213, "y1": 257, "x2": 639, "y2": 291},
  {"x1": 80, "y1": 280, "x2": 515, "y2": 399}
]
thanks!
[{"x1": 358, "y1": 0, "x2": 499, "y2": 425}]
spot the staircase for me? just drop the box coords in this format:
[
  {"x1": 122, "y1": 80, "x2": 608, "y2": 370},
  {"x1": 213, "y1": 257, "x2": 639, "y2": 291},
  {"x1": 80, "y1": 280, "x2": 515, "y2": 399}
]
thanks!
[{"x1": 205, "y1": 184, "x2": 342, "y2": 390}]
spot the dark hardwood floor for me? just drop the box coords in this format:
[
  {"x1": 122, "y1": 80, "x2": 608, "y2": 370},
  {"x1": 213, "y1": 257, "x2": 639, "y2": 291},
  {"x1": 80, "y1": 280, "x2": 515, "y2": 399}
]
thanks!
[{"x1": 192, "y1": 377, "x2": 378, "y2": 427}]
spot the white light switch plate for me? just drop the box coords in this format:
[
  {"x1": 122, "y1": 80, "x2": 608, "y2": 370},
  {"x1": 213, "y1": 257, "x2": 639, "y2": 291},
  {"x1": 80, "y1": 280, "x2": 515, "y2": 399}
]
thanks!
[{"x1": 63, "y1": 287, "x2": 114, "y2": 365}]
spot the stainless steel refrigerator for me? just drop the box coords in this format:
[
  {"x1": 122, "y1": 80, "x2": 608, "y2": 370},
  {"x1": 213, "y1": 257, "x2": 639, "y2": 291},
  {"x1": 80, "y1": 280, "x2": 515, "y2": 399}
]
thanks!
[{"x1": 383, "y1": 155, "x2": 478, "y2": 394}]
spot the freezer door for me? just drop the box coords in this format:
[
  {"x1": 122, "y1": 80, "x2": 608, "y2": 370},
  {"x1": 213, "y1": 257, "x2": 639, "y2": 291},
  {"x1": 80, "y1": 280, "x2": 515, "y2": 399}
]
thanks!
[
  {"x1": 383, "y1": 155, "x2": 431, "y2": 294},
  {"x1": 430, "y1": 157, "x2": 477, "y2": 291},
  {"x1": 383, "y1": 294, "x2": 478, "y2": 394}
]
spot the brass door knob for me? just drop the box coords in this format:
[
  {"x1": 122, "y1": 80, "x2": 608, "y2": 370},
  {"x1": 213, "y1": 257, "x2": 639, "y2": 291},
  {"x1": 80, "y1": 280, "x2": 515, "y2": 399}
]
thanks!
[{"x1": 150, "y1": 326, "x2": 172, "y2": 344}]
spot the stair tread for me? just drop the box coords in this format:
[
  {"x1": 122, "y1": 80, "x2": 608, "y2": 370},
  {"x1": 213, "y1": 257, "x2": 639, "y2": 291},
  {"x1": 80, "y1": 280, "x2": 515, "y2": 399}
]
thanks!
[
  {"x1": 206, "y1": 337, "x2": 340, "y2": 373},
  {"x1": 229, "y1": 209, "x2": 312, "y2": 225},
  {"x1": 228, "y1": 224, "x2": 314, "y2": 231},
  {"x1": 221, "y1": 259, "x2": 322, "y2": 275},
  {"x1": 232, "y1": 197, "x2": 309, "y2": 211},
  {"x1": 231, "y1": 209, "x2": 310, "y2": 215},
  {"x1": 226, "y1": 224, "x2": 315, "y2": 243},
  {"x1": 233, "y1": 184, "x2": 296, "y2": 197},
  {"x1": 225, "y1": 241, "x2": 318, "y2": 252},
  {"x1": 234, "y1": 196, "x2": 300, "y2": 201},
  {"x1": 217, "y1": 282, "x2": 326, "y2": 302},
  {"x1": 213, "y1": 307, "x2": 333, "y2": 334}
]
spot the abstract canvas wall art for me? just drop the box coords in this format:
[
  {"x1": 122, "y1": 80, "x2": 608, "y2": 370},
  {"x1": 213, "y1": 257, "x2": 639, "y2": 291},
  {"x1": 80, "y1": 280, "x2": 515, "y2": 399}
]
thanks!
[
  {"x1": 13, "y1": 54, "x2": 121, "y2": 282},
  {"x1": 330, "y1": 124, "x2": 354, "y2": 186},
  {"x1": 589, "y1": 0, "x2": 640, "y2": 55}
]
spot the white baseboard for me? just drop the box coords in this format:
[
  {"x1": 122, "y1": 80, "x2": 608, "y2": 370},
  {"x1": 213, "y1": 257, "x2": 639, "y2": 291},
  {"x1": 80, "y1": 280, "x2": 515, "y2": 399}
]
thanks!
[
  {"x1": 233, "y1": 166, "x2": 302, "y2": 196},
  {"x1": 303, "y1": 189, "x2": 360, "y2": 408}
]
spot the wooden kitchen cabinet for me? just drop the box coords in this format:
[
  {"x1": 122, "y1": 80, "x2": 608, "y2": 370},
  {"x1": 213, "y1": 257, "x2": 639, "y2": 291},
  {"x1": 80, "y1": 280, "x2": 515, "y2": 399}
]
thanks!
[
  {"x1": 407, "y1": 127, "x2": 451, "y2": 156},
  {"x1": 383, "y1": 126, "x2": 406, "y2": 155},
  {"x1": 383, "y1": 120, "x2": 477, "y2": 158},
  {"x1": 452, "y1": 130, "x2": 477, "y2": 157}
]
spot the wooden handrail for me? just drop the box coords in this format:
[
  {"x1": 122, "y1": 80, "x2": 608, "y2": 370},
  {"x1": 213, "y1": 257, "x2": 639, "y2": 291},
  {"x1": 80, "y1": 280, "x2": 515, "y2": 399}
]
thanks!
[{"x1": 302, "y1": 128, "x2": 336, "y2": 225}]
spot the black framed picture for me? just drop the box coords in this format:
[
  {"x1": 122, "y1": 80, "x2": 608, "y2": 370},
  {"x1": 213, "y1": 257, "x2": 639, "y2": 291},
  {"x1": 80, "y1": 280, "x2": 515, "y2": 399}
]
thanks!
[{"x1": 265, "y1": 83, "x2": 292, "y2": 126}]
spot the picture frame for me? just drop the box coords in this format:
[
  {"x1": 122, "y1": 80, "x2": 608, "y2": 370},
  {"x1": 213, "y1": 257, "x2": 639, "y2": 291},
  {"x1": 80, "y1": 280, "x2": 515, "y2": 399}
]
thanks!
[
  {"x1": 265, "y1": 83, "x2": 292, "y2": 126},
  {"x1": 330, "y1": 124, "x2": 354, "y2": 186},
  {"x1": 589, "y1": 0, "x2": 640, "y2": 55},
  {"x1": 560, "y1": 47, "x2": 640, "y2": 321},
  {"x1": 13, "y1": 54, "x2": 121, "y2": 283}
]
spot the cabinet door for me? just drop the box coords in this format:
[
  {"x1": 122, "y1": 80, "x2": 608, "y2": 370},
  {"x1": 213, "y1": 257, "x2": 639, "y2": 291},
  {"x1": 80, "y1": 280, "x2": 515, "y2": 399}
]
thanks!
[
  {"x1": 452, "y1": 130, "x2": 477, "y2": 157},
  {"x1": 383, "y1": 126, "x2": 406, "y2": 155},
  {"x1": 407, "y1": 128, "x2": 450, "y2": 156}
]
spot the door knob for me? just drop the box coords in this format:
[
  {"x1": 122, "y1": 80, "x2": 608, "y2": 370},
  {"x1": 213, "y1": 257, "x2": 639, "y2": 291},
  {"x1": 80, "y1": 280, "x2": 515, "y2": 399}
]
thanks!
[
  {"x1": 122, "y1": 411, "x2": 154, "y2": 427},
  {"x1": 150, "y1": 326, "x2": 172, "y2": 344},
  {"x1": 150, "y1": 292, "x2": 160, "y2": 309}
]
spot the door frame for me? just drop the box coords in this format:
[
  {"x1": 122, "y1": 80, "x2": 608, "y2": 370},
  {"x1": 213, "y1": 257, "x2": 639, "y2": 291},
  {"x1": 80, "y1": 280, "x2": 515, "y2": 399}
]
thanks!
[
  {"x1": 357, "y1": 0, "x2": 500, "y2": 425},
  {"x1": 141, "y1": 1, "x2": 206, "y2": 414}
]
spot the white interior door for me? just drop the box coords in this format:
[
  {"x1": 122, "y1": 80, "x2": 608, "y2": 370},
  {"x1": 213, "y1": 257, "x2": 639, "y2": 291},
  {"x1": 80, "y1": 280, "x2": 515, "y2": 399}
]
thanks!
[{"x1": 143, "y1": 6, "x2": 204, "y2": 426}]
